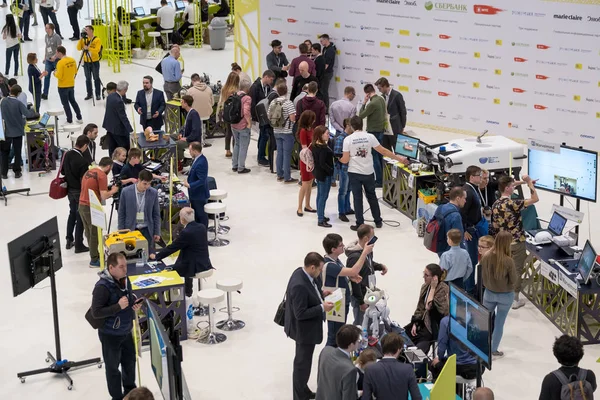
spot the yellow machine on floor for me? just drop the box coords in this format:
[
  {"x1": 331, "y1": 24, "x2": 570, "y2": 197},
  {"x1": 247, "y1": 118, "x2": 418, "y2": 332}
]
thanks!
[{"x1": 104, "y1": 229, "x2": 148, "y2": 260}]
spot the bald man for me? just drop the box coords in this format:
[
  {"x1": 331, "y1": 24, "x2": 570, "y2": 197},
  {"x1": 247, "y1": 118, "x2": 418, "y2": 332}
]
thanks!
[
  {"x1": 473, "y1": 387, "x2": 494, "y2": 400},
  {"x1": 290, "y1": 61, "x2": 318, "y2": 101}
]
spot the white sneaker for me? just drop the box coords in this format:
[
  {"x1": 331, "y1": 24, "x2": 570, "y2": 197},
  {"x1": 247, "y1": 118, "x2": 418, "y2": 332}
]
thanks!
[
  {"x1": 492, "y1": 351, "x2": 504, "y2": 359},
  {"x1": 511, "y1": 298, "x2": 526, "y2": 309},
  {"x1": 76, "y1": 119, "x2": 83, "y2": 124}
]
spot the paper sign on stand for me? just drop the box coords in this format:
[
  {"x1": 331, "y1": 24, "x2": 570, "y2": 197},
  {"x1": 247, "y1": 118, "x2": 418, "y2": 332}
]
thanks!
[
  {"x1": 558, "y1": 271, "x2": 578, "y2": 299},
  {"x1": 89, "y1": 189, "x2": 106, "y2": 270},
  {"x1": 540, "y1": 261, "x2": 559, "y2": 284}
]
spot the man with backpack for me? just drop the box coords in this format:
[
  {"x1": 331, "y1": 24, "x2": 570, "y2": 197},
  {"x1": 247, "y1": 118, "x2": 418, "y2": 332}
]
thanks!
[
  {"x1": 268, "y1": 82, "x2": 297, "y2": 183},
  {"x1": 226, "y1": 79, "x2": 252, "y2": 174},
  {"x1": 77, "y1": 26, "x2": 103, "y2": 101},
  {"x1": 538, "y1": 335, "x2": 596, "y2": 400},
  {"x1": 426, "y1": 186, "x2": 466, "y2": 257},
  {"x1": 249, "y1": 70, "x2": 275, "y2": 166}
]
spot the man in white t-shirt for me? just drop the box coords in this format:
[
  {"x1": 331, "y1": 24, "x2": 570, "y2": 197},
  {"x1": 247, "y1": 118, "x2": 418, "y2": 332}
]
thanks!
[
  {"x1": 156, "y1": 0, "x2": 176, "y2": 48},
  {"x1": 340, "y1": 116, "x2": 408, "y2": 231},
  {"x1": 178, "y1": 0, "x2": 196, "y2": 38}
]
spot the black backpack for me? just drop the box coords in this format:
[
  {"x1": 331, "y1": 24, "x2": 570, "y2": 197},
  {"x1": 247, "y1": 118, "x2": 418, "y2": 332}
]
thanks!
[
  {"x1": 223, "y1": 93, "x2": 247, "y2": 124},
  {"x1": 75, "y1": 0, "x2": 83, "y2": 9},
  {"x1": 171, "y1": 31, "x2": 184, "y2": 46}
]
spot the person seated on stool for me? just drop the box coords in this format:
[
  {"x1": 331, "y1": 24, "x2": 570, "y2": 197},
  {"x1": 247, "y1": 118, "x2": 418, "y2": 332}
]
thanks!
[
  {"x1": 155, "y1": 0, "x2": 175, "y2": 49},
  {"x1": 182, "y1": 141, "x2": 209, "y2": 227},
  {"x1": 171, "y1": 95, "x2": 202, "y2": 163},
  {"x1": 430, "y1": 315, "x2": 481, "y2": 394},
  {"x1": 439, "y1": 228, "x2": 473, "y2": 290},
  {"x1": 118, "y1": 170, "x2": 161, "y2": 251},
  {"x1": 149, "y1": 207, "x2": 213, "y2": 298}
]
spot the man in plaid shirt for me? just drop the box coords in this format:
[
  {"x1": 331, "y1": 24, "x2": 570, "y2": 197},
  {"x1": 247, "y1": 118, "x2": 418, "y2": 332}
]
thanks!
[{"x1": 334, "y1": 118, "x2": 354, "y2": 222}]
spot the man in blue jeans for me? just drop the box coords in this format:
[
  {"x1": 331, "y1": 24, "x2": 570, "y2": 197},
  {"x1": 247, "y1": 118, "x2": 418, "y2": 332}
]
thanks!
[
  {"x1": 340, "y1": 116, "x2": 407, "y2": 231},
  {"x1": 357, "y1": 84, "x2": 387, "y2": 187},
  {"x1": 42, "y1": 23, "x2": 61, "y2": 100},
  {"x1": 333, "y1": 118, "x2": 353, "y2": 222},
  {"x1": 230, "y1": 80, "x2": 252, "y2": 174},
  {"x1": 269, "y1": 82, "x2": 298, "y2": 183},
  {"x1": 249, "y1": 69, "x2": 275, "y2": 166}
]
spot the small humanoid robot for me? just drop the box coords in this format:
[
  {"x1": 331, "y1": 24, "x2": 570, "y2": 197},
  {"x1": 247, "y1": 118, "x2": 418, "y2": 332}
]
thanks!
[{"x1": 361, "y1": 287, "x2": 391, "y2": 344}]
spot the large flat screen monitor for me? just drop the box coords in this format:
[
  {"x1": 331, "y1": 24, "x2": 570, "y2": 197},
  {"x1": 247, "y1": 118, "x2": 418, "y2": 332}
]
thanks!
[
  {"x1": 395, "y1": 133, "x2": 420, "y2": 160},
  {"x1": 528, "y1": 146, "x2": 598, "y2": 202},
  {"x1": 449, "y1": 283, "x2": 492, "y2": 369},
  {"x1": 577, "y1": 240, "x2": 597, "y2": 284}
]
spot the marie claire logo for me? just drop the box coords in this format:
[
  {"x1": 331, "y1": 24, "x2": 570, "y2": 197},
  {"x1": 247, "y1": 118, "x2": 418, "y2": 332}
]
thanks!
[
  {"x1": 424, "y1": 2, "x2": 467, "y2": 12},
  {"x1": 554, "y1": 14, "x2": 582, "y2": 21},
  {"x1": 512, "y1": 10, "x2": 545, "y2": 18},
  {"x1": 342, "y1": 37, "x2": 361, "y2": 43},
  {"x1": 474, "y1": 5, "x2": 503, "y2": 15},
  {"x1": 375, "y1": 0, "x2": 403, "y2": 4}
]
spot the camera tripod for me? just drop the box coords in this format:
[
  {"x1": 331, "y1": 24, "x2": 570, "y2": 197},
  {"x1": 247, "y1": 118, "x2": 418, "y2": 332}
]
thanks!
[{"x1": 75, "y1": 39, "x2": 107, "y2": 107}]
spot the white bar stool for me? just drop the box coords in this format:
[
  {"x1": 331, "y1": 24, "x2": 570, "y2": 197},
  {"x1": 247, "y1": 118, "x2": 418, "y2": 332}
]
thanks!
[
  {"x1": 161, "y1": 29, "x2": 173, "y2": 48},
  {"x1": 216, "y1": 278, "x2": 245, "y2": 331},
  {"x1": 47, "y1": 109, "x2": 64, "y2": 147},
  {"x1": 196, "y1": 288, "x2": 226, "y2": 344},
  {"x1": 192, "y1": 269, "x2": 214, "y2": 316},
  {"x1": 148, "y1": 31, "x2": 161, "y2": 48},
  {"x1": 205, "y1": 202, "x2": 229, "y2": 246},
  {"x1": 208, "y1": 189, "x2": 229, "y2": 234},
  {"x1": 63, "y1": 124, "x2": 82, "y2": 148}
]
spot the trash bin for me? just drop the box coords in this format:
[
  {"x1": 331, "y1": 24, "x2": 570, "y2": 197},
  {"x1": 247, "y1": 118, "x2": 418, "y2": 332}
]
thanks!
[{"x1": 208, "y1": 17, "x2": 228, "y2": 50}]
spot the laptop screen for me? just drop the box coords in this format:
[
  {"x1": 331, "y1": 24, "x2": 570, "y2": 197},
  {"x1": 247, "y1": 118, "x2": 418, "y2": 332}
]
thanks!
[
  {"x1": 548, "y1": 212, "x2": 567, "y2": 236},
  {"x1": 134, "y1": 7, "x2": 145, "y2": 16},
  {"x1": 175, "y1": 0, "x2": 184, "y2": 10},
  {"x1": 39, "y1": 112, "x2": 50, "y2": 126}
]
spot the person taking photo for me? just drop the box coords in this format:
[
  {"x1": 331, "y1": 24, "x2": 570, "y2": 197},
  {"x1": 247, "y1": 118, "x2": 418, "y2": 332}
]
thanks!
[{"x1": 77, "y1": 25, "x2": 102, "y2": 101}]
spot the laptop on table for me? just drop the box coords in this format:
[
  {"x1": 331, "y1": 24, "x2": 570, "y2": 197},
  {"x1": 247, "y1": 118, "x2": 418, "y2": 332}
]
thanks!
[
  {"x1": 133, "y1": 7, "x2": 146, "y2": 17},
  {"x1": 27, "y1": 112, "x2": 50, "y2": 130},
  {"x1": 526, "y1": 211, "x2": 567, "y2": 243}
]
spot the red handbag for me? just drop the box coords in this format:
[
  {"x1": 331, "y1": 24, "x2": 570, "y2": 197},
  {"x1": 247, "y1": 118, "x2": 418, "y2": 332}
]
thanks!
[{"x1": 49, "y1": 151, "x2": 68, "y2": 200}]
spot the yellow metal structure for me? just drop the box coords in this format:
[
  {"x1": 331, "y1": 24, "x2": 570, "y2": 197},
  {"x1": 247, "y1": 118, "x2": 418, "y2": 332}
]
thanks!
[
  {"x1": 192, "y1": 2, "x2": 203, "y2": 48},
  {"x1": 92, "y1": 0, "x2": 131, "y2": 72},
  {"x1": 233, "y1": 0, "x2": 260, "y2": 80}
]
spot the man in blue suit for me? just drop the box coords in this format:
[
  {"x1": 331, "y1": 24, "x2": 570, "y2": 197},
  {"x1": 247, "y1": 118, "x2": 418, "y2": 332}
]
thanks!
[
  {"x1": 183, "y1": 141, "x2": 209, "y2": 227},
  {"x1": 150, "y1": 207, "x2": 213, "y2": 297},
  {"x1": 134, "y1": 76, "x2": 166, "y2": 131},
  {"x1": 118, "y1": 170, "x2": 161, "y2": 250},
  {"x1": 103, "y1": 80, "x2": 134, "y2": 157}
]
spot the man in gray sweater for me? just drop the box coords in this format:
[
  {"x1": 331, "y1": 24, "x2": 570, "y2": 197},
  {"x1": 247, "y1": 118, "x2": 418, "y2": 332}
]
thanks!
[{"x1": 1, "y1": 85, "x2": 35, "y2": 179}]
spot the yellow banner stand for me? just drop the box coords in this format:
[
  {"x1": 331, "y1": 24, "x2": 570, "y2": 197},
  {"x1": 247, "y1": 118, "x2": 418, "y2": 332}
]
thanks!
[{"x1": 88, "y1": 189, "x2": 106, "y2": 270}]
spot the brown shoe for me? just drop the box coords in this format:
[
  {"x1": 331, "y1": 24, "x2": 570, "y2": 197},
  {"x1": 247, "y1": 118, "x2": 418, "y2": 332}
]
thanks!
[
  {"x1": 225, "y1": 151, "x2": 232, "y2": 158},
  {"x1": 331, "y1": 182, "x2": 337, "y2": 187}
]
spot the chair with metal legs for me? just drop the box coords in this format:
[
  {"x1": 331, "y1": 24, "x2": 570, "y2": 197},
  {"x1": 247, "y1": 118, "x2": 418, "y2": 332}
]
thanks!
[
  {"x1": 216, "y1": 278, "x2": 245, "y2": 331},
  {"x1": 195, "y1": 288, "x2": 226, "y2": 344},
  {"x1": 193, "y1": 269, "x2": 214, "y2": 317},
  {"x1": 208, "y1": 189, "x2": 229, "y2": 234},
  {"x1": 205, "y1": 202, "x2": 229, "y2": 246}
]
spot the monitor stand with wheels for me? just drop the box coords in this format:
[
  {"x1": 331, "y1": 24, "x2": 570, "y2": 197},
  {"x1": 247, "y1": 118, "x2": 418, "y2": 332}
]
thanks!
[{"x1": 0, "y1": 174, "x2": 30, "y2": 206}]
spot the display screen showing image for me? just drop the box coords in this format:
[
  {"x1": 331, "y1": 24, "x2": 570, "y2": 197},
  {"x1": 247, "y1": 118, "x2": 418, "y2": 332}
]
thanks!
[
  {"x1": 449, "y1": 284, "x2": 492, "y2": 368},
  {"x1": 528, "y1": 147, "x2": 598, "y2": 202},
  {"x1": 578, "y1": 240, "x2": 597, "y2": 284},
  {"x1": 547, "y1": 212, "x2": 567, "y2": 236},
  {"x1": 395, "y1": 133, "x2": 420, "y2": 159}
]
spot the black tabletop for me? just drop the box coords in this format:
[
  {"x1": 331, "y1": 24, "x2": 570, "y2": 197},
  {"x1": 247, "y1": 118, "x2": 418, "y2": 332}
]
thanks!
[
  {"x1": 127, "y1": 260, "x2": 167, "y2": 277},
  {"x1": 137, "y1": 131, "x2": 175, "y2": 149}
]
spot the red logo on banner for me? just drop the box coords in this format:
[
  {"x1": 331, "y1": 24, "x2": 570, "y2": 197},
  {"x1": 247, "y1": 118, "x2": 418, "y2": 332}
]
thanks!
[
  {"x1": 439, "y1": 34, "x2": 451, "y2": 39},
  {"x1": 537, "y1": 44, "x2": 550, "y2": 50},
  {"x1": 513, "y1": 88, "x2": 526, "y2": 93},
  {"x1": 271, "y1": 30, "x2": 281, "y2": 35},
  {"x1": 419, "y1": 47, "x2": 431, "y2": 52},
  {"x1": 534, "y1": 104, "x2": 548, "y2": 110},
  {"x1": 288, "y1": 45, "x2": 298, "y2": 49},
  {"x1": 287, "y1": 18, "x2": 297, "y2": 23},
  {"x1": 438, "y1": 92, "x2": 450, "y2": 97},
  {"x1": 473, "y1": 5, "x2": 503, "y2": 14},
  {"x1": 514, "y1": 57, "x2": 527, "y2": 62},
  {"x1": 439, "y1": 63, "x2": 451, "y2": 68},
  {"x1": 536, "y1": 74, "x2": 549, "y2": 80},
  {"x1": 418, "y1": 76, "x2": 430, "y2": 81}
]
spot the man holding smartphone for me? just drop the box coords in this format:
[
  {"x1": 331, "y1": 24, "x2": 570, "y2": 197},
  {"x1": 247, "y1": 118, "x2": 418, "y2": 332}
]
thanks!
[
  {"x1": 91, "y1": 252, "x2": 142, "y2": 400},
  {"x1": 345, "y1": 224, "x2": 388, "y2": 325}
]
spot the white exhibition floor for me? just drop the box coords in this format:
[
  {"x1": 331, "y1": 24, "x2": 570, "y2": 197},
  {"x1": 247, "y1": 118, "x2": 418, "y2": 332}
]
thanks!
[{"x1": 1, "y1": 6, "x2": 600, "y2": 400}]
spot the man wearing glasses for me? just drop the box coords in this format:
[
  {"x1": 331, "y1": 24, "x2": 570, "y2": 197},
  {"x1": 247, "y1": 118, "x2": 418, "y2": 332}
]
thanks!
[{"x1": 461, "y1": 165, "x2": 483, "y2": 296}]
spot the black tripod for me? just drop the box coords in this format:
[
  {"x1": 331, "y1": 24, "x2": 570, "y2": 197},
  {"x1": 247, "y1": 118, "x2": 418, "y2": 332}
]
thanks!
[
  {"x1": 0, "y1": 174, "x2": 30, "y2": 206},
  {"x1": 17, "y1": 246, "x2": 102, "y2": 390},
  {"x1": 75, "y1": 41, "x2": 107, "y2": 107}
]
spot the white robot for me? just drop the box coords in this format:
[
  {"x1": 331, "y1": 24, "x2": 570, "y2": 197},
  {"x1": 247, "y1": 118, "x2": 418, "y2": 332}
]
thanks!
[{"x1": 361, "y1": 287, "x2": 392, "y2": 343}]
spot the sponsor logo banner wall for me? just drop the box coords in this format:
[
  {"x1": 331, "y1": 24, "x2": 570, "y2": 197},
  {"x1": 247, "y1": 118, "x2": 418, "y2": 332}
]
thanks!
[{"x1": 259, "y1": 0, "x2": 600, "y2": 150}]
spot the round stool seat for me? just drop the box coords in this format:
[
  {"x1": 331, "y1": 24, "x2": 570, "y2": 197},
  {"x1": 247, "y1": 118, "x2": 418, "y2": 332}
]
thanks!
[
  {"x1": 162, "y1": 29, "x2": 173, "y2": 34},
  {"x1": 63, "y1": 124, "x2": 81, "y2": 133},
  {"x1": 209, "y1": 189, "x2": 227, "y2": 201},
  {"x1": 194, "y1": 269, "x2": 213, "y2": 280},
  {"x1": 148, "y1": 32, "x2": 161, "y2": 37},
  {"x1": 197, "y1": 288, "x2": 224, "y2": 304},
  {"x1": 47, "y1": 109, "x2": 64, "y2": 116},
  {"x1": 216, "y1": 278, "x2": 243, "y2": 292},
  {"x1": 204, "y1": 202, "x2": 226, "y2": 215}
]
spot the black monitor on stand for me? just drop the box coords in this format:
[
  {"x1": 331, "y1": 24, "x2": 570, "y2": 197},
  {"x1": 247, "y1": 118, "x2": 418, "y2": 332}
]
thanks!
[{"x1": 9, "y1": 217, "x2": 102, "y2": 389}]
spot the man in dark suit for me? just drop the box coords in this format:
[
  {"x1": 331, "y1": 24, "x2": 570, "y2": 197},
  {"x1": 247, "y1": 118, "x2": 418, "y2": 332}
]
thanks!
[
  {"x1": 375, "y1": 77, "x2": 408, "y2": 151},
  {"x1": 285, "y1": 252, "x2": 335, "y2": 400},
  {"x1": 362, "y1": 332, "x2": 422, "y2": 400},
  {"x1": 183, "y1": 141, "x2": 209, "y2": 227},
  {"x1": 134, "y1": 76, "x2": 166, "y2": 131},
  {"x1": 150, "y1": 207, "x2": 213, "y2": 297},
  {"x1": 103, "y1": 80, "x2": 134, "y2": 157},
  {"x1": 249, "y1": 70, "x2": 275, "y2": 166},
  {"x1": 62, "y1": 134, "x2": 90, "y2": 252},
  {"x1": 118, "y1": 170, "x2": 161, "y2": 251}
]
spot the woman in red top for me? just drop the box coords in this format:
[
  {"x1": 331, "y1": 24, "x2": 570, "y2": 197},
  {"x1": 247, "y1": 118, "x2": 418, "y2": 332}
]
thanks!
[{"x1": 297, "y1": 110, "x2": 316, "y2": 217}]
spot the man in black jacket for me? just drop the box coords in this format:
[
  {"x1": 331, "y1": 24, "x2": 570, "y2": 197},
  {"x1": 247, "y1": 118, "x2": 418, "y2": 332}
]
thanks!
[
  {"x1": 319, "y1": 34, "x2": 336, "y2": 109},
  {"x1": 345, "y1": 224, "x2": 388, "y2": 325},
  {"x1": 375, "y1": 77, "x2": 407, "y2": 151},
  {"x1": 150, "y1": 207, "x2": 213, "y2": 297},
  {"x1": 103, "y1": 80, "x2": 133, "y2": 157},
  {"x1": 249, "y1": 70, "x2": 275, "y2": 166},
  {"x1": 285, "y1": 252, "x2": 334, "y2": 400},
  {"x1": 82, "y1": 123, "x2": 98, "y2": 164},
  {"x1": 461, "y1": 165, "x2": 483, "y2": 296},
  {"x1": 91, "y1": 252, "x2": 142, "y2": 400},
  {"x1": 62, "y1": 134, "x2": 90, "y2": 252}
]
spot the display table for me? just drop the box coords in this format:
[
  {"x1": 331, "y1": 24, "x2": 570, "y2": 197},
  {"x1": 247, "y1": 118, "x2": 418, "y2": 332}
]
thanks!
[
  {"x1": 129, "y1": 263, "x2": 187, "y2": 344},
  {"x1": 136, "y1": 131, "x2": 176, "y2": 169},
  {"x1": 25, "y1": 128, "x2": 57, "y2": 172},
  {"x1": 383, "y1": 159, "x2": 436, "y2": 220},
  {"x1": 521, "y1": 242, "x2": 600, "y2": 345},
  {"x1": 411, "y1": 384, "x2": 462, "y2": 399}
]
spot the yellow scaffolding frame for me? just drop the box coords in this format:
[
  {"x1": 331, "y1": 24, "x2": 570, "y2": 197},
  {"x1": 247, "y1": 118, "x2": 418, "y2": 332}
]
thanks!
[
  {"x1": 192, "y1": 2, "x2": 203, "y2": 48},
  {"x1": 92, "y1": 0, "x2": 130, "y2": 73}
]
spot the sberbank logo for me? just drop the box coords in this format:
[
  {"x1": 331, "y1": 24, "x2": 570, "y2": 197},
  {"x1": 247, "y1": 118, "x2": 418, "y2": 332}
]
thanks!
[{"x1": 425, "y1": 2, "x2": 467, "y2": 12}]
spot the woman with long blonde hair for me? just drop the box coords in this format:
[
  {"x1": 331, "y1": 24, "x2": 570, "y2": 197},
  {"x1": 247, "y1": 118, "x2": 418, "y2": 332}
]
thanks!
[
  {"x1": 481, "y1": 231, "x2": 517, "y2": 359},
  {"x1": 218, "y1": 72, "x2": 240, "y2": 158}
]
